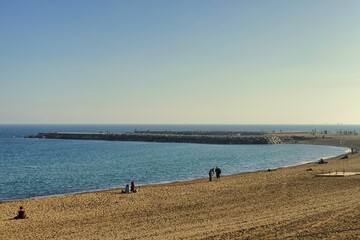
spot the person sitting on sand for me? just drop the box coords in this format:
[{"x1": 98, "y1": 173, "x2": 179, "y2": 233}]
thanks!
[
  {"x1": 14, "y1": 206, "x2": 27, "y2": 219},
  {"x1": 318, "y1": 158, "x2": 327, "y2": 164},
  {"x1": 131, "y1": 181, "x2": 137, "y2": 193},
  {"x1": 122, "y1": 184, "x2": 130, "y2": 193}
]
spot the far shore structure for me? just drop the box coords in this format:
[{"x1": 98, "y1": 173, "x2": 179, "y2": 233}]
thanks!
[
  {"x1": 1, "y1": 131, "x2": 360, "y2": 239},
  {"x1": 29, "y1": 130, "x2": 312, "y2": 145}
]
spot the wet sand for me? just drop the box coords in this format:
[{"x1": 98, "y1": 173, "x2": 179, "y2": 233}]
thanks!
[{"x1": 1, "y1": 133, "x2": 360, "y2": 239}]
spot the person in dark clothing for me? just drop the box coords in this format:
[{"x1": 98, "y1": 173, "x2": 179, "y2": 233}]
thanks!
[
  {"x1": 215, "y1": 167, "x2": 221, "y2": 180},
  {"x1": 131, "y1": 181, "x2": 137, "y2": 193},
  {"x1": 14, "y1": 206, "x2": 27, "y2": 219},
  {"x1": 208, "y1": 168, "x2": 214, "y2": 181}
]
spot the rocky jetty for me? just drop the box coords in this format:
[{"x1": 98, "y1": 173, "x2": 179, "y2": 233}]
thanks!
[{"x1": 28, "y1": 131, "x2": 284, "y2": 145}]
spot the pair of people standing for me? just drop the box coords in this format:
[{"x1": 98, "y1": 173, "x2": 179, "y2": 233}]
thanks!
[{"x1": 209, "y1": 167, "x2": 221, "y2": 181}]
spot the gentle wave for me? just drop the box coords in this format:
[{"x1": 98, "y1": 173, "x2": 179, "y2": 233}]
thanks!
[{"x1": 0, "y1": 135, "x2": 348, "y2": 202}]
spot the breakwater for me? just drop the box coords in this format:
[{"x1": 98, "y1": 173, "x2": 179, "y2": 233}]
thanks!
[{"x1": 28, "y1": 131, "x2": 286, "y2": 144}]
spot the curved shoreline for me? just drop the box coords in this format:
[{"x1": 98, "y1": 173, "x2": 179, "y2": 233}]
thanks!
[
  {"x1": 2, "y1": 133, "x2": 360, "y2": 239},
  {"x1": 1, "y1": 144, "x2": 350, "y2": 203}
]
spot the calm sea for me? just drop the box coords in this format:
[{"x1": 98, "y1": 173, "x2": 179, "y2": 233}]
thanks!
[{"x1": 0, "y1": 124, "x2": 354, "y2": 202}]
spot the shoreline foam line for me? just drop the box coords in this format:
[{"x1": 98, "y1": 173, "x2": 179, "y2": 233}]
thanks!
[{"x1": 1, "y1": 146, "x2": 349, "y2": 203}]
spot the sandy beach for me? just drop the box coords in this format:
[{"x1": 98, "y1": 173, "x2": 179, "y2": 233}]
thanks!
[{"x1": 1, "y1": 133, "x2": 360, "y2": 239}]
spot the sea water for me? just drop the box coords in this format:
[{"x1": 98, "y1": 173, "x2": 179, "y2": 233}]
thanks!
[{"x1": 0, "y1": 124, "x2": 353, "y2": 202}]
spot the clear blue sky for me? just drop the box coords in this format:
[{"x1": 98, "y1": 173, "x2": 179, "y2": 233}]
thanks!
[{"x1": 1, "y1": 0, "x2": 359, "y2": 124}]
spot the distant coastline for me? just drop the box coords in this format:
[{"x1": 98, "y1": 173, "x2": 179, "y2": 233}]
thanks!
[
  {"x1": 26, "y1": 130, "x2": 316, "y2": 145},
  {"x1": 2, "y1": 124, "x2": 360, "y2": 140}
]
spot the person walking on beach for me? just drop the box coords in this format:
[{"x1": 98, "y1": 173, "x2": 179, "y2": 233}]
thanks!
[
  {"x1": 215, "y1": 167, "x2": 221, "y2": 180},
  {"x1": 208, "y1": 168, "x2": 214, "y2": 181}
]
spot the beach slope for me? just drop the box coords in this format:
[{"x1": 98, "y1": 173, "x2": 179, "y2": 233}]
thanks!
[{"x1": 1, "y1": 134, "x2": 360, "y2": 239}]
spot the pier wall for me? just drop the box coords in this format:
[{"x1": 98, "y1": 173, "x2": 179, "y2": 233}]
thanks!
[{"x1": 30, "y1": 132, "x2": 284, "y2": 144}]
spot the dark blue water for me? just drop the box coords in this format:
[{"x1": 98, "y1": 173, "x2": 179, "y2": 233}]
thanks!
[{"x1": 0, "y1": 124, "x2": 352, "y2": 202}]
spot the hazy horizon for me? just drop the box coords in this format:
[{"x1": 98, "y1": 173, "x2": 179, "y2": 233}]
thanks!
[
  {"x1": 1, "y1": 1, "x2": 360, "y2": 125},
  {"x1": 1, "y1": 123, "x2": 359, "y2": 127}
]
